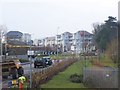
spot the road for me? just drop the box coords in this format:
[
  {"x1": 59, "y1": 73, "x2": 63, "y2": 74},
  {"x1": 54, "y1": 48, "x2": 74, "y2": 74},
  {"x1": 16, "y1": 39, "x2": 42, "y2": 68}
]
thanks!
[{"x1": 2, "y1": 60, "x2": 61, "y2": 88}]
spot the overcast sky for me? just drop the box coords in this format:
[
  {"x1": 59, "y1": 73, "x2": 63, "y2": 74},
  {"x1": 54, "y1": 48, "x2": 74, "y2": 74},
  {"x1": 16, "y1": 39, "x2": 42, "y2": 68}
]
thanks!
[{"x1": 0, "y1": 0, "x2": 119, "y2": 39}]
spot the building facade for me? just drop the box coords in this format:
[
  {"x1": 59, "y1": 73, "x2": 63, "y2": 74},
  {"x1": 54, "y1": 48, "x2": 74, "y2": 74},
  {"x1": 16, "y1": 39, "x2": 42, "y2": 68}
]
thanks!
[
  {"x1": 22, "y1": 33, "x2": 31, "y2": 44},
  {"x1": 33, "y1": 39, "x2": 45, "y2": 46},
  {"x1": 56, "y1": 32, "x2": 73, "y2": 52},
  {"x1": 73, "y1": 31, "x2": 93, "y2": 53},
  {"x1": 6, "y1": 31, "x2": 23, "y2": 42},
  {"x1": 44, "y1": 37, "x2": 55, "y2": 47},
  {"x1": 37, "y1": 30, "x2": 94, "y2": 53}
]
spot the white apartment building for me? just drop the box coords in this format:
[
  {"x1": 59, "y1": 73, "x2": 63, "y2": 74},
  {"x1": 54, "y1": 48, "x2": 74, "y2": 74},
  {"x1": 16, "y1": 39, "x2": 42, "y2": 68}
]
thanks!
[
  {"x1": 44, "y1": 37, "x2": 55, "y2": 47},
  {"x1": 56, "y1": 32, "x2": 73, "y2": 52},
  {"x1": 22, "y1": 33, "x2": 31, "y2": 44},
  {"x1": 73, "y1": 31, "x2": 93, "y2": 53},
  {"x1": 39, "y1": 39, "x2": 45, "y2": 47},
  {"x1": 39, "y1": 30, "x2": 94, "y2": 53},
  {"x1": 34, "y1": 39, "x2": 45, "y2": 46}
]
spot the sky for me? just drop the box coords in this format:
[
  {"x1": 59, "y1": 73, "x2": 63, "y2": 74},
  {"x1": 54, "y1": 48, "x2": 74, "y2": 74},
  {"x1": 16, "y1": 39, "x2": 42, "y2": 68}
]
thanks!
[{"x1": 0, "y1": 0, "x2": 119, "y2": 39}]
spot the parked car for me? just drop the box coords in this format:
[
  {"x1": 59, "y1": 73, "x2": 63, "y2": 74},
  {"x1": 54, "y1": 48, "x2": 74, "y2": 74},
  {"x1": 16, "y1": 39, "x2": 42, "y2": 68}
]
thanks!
[
  {"x1": 34, "y1": 57, "x2": 47, "y2": 68},
  {"x1": 42, "y1": 56, "x2": 52, "y2": 66}
]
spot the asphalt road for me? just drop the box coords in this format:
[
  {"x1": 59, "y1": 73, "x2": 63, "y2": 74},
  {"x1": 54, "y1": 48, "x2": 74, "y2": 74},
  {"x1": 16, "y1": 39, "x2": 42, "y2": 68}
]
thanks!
[{"x1": 2, "y1": 60, "x2": 60, "y2": 88}]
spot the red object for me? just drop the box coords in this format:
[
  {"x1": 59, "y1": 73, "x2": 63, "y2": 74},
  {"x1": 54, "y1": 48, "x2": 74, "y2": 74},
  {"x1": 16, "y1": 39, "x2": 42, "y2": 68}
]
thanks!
[{"x1": 19, "y1": 82, "x2": 23, "y2": 90}]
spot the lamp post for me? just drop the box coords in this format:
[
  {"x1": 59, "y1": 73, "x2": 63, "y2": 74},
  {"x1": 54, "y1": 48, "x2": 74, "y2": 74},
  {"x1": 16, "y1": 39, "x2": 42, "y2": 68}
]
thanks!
[
  {"x1": 29, "y1": 40, "x2": 33, "y2": 88},
  {"x1": 57, "y1": 27, "x2": 59, "y2": 57},
  {"x1": 27, "y1": 40, "x2": 33, "y2": 88},
  {"x1": 83, "y1": 31, "x2": 86, "y2": 67}
]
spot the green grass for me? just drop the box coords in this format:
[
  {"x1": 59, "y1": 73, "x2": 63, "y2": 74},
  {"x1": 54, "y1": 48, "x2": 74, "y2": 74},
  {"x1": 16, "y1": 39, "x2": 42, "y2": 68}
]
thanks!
[
  {"x1": 100, "y1": 56, "x2": 117, "y2": 68},
  {"x1": 41, "y1": 59, "x2": 92, "y2": 88},
  {"x1": 88, "y1": 55, "x2": 117, "y2": 68}
]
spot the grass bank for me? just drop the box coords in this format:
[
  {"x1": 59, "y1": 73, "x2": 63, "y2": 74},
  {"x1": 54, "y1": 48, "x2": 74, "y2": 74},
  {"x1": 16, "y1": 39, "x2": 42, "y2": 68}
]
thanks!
[
  {"x1": 41, "y1": 59, "x2": 92, "y2": 88},
  {"x1": 91, "y1": 55, "x2": 117, "y2": 68}
]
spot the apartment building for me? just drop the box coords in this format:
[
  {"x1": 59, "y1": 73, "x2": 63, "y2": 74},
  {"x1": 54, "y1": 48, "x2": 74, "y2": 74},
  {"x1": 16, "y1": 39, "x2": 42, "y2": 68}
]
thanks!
[
  {"x1": 34, "y1": 39, "x2": 45, "y2": 47},
  {"x1": 22, "y1": 33, "x2": 31, "y2": 45},
  {"x1": 39, "y1": 30, "x2": 94, "y2": 53},
  {"x1": 73, "y1": 31, "x2": 93, "y2": 53},
  {"x1": 56, "y1": 32, "x2": 73, "y2": 52},
  {"x1": 44, "y1": 36, "x2": 56, "y2": 47},
  {"x1": 6, "y1": 31, "x2": 23, "y2": 42}
]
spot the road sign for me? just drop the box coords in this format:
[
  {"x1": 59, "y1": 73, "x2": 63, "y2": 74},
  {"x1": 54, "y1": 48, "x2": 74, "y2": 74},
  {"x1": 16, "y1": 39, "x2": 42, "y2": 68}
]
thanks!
[{"x1": 27, "y1": 50, "x2": 34, "y2": 56}]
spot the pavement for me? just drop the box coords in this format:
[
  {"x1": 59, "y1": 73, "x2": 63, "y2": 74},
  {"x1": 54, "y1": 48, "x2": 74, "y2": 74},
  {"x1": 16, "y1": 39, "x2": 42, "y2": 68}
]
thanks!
[{"x1": 83, "y1": 67, "x2": 118, "y2": 88}]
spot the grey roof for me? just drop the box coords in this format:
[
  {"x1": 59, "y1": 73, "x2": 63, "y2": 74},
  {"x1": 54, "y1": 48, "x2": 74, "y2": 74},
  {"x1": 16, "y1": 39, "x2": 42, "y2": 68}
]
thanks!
[{"x1": 6, "y1": 31, "x2": 23, "y2": 37}]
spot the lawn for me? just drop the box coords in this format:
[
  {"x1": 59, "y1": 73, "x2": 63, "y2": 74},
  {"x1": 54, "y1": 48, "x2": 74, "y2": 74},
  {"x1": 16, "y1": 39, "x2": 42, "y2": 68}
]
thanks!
[{"x1": 41, "y1": 59, "x2": 92, "y2": 88}]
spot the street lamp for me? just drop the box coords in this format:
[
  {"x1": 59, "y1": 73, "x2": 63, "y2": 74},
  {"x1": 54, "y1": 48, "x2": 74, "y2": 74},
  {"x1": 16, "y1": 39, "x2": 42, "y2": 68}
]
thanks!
[
  {"x1": 27, "y1": 40, "x2": 34, "y2": 88},
  {"x1": 56, "y1": 27, "x2": 59, "y2": 57},
  {"x1": 83, "y1": 31, "x2": 86, "y2": 67}
]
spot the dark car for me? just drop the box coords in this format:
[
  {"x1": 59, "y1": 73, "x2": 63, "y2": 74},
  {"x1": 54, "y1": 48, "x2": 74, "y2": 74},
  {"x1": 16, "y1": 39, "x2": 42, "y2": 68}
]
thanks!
[
  {"x1": 42, "y1": 57, "x2": 52, "y2": 66},
  {"x1": 34, "y1": 57, "x2": 47, "y2": 68}
]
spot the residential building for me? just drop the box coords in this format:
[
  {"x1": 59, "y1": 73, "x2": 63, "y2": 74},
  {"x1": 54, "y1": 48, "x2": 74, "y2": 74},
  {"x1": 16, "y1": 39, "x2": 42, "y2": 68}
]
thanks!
[
  {"x1": 56, "y1": 32, "x2": 73, "y2": 52},
  {"x1": 44, "y1": 37, "x2": 55, "y2": 47},
  {"x1": 38, "y1": 30, "x2": 94, "y2": 53},
  {"x1": 73, "y1": 31, "x2": 93, "y2": 53},
  {"x1": 33, "y1": 39, "x2": 45, "y2": 46},
  {"x1": 22, "y1": 33, "x2": 31, "y2": 45},
  {"x1": 6, "y1": 31, "x2": 23, "y2": 42},
  {"x1": 37, "y1": 39, "x2": 45, "y2": 47}
]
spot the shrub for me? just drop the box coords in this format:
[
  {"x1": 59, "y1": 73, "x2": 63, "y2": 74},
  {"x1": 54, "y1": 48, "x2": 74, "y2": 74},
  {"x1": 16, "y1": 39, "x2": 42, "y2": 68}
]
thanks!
[
  {"x1": 31, "y1": 58, "x2": 78, "y2": 88},
  {"x1": 19, "y1": 59, "x2": 29, "y2": 63},
  {"x1": 83, "y1": 76, "x2": 97, "y2": 88},
  {"x1": 69, "y1": 73, "x2": 83, "y2": 83}
]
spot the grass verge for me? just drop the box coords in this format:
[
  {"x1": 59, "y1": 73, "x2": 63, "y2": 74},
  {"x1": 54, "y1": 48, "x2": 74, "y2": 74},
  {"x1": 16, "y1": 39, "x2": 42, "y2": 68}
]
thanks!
[{"x1": 41, "y1": 59, "x2": 92, "y2": 88}]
